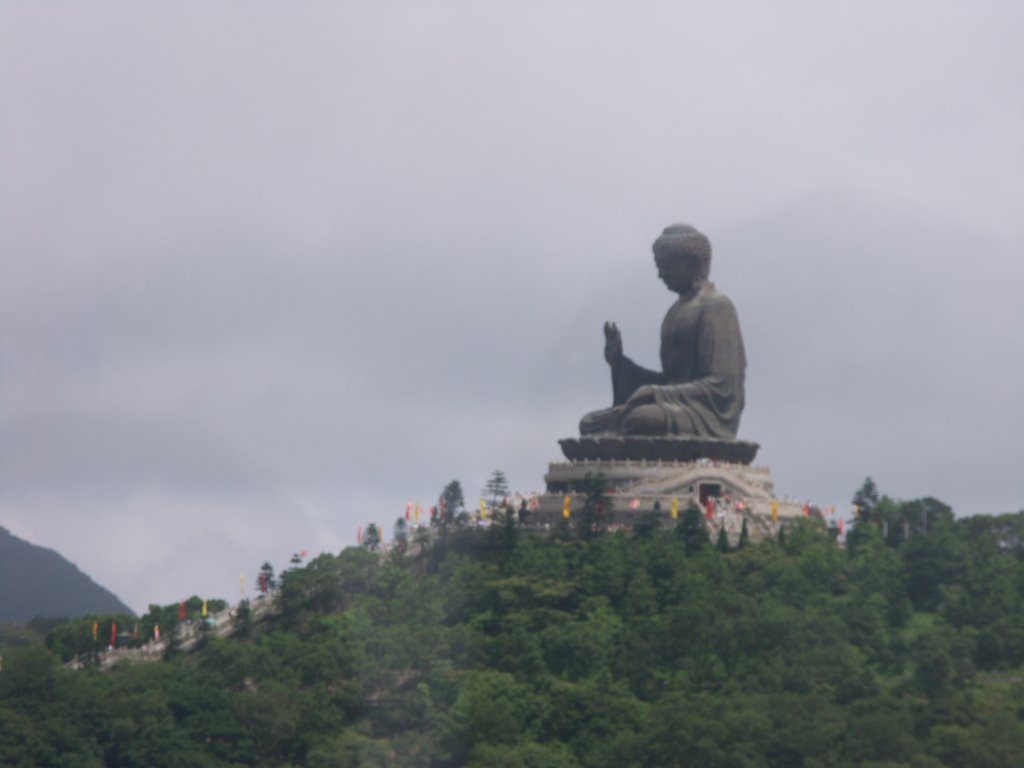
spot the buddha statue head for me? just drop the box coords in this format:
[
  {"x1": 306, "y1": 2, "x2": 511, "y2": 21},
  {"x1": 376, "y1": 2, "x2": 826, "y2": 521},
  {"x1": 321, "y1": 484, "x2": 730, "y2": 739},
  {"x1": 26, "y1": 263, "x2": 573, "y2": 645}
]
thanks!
[{"x1": 652, "y1": 224, "x2": 712, "y2": 293}]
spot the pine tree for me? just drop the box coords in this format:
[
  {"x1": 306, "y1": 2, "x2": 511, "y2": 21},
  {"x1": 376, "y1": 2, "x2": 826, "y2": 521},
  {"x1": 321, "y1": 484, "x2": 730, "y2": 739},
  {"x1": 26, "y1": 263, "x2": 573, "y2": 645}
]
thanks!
[
  {"x1": 258, "y1": 562, "x2": 276, "y2": 593},
  {"x1": 738, "y1": 518, "x2": 750, "y2": 548},
  {"x1": 576, "y1": 473, "x2": 612, "y2": 542},
  {"x1": 483, "y1": 470, "x2": 510, "y2": 508},
  {"x1": 440, "y1": 480, "x2": 465, "y2": 523},
  {"x1": 677, "y1": 503, "x2": 710, "y2": 555},
  {"x1": 363, "y1": 523, "x2": 381, "y2": 551},
  {"x1": 716, "y1": 525, "x2": 731, "y2": 553},
  {"x1": 394, "y1": 517, "x2": 408, "y2": 554},
  {"x1": 853, "y1": 477, "x2": 880, "y2": 523}
]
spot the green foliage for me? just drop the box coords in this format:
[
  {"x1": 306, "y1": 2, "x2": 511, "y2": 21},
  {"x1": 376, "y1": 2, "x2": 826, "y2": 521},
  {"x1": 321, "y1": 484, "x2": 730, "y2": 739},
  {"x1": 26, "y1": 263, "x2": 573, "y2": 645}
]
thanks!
[
  {"x1": 440, "y1": 480, "x2": 465, "y2": 523},
  {"x1": 362, "y1": 523, "x2": 382, "y2": 550},
  {"x1": 574, "y1": 473, "x2": 612, "y2": 542},
  {"x1": 677, "y1": 502, "x2": 710, "y2": 554},
  {"x1": 715, "y1": 524, "x2": 730, "y2": 553},
  {"x1": 5, "y1": 487, "x2": 1024, "y2": 766},
  {"x1": 483, "y1": 469, "x2": 510, "y2": 507}
]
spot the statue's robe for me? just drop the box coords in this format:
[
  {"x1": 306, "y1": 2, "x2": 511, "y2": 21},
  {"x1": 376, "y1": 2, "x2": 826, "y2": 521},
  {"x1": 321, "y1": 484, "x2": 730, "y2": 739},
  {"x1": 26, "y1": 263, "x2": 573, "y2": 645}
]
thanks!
[{"x1": 580, "y1": 282, "x2": 746, "y2": 438}]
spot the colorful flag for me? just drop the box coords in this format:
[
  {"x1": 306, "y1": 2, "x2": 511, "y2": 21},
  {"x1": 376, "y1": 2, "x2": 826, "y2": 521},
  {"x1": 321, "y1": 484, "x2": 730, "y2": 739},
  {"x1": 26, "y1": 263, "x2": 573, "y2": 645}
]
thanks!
[
  {"x1": 629, "y1": 498, "x2": 640, "y2": 510},
  {"x1": 202, "y1": 600, "x2": 208, "y2": 618},
  {"x1": 671, "y1": 497, "x2": 679, "y2": 519},
  {"x1": 479, "y1": 499, "x2": 487, "y2": 518},
  {"x1": 771, "y1": 500, "x2": 779, "y2": 523},
  {"x1": 562, "y1": 495, "x2": 571, "y2": 519},
  {"x1": 705, "y1": 497, "x2": 714, "y2": 521},
  {"x1": 155, "y1": 624, "x2": 161, "y2": 641}
]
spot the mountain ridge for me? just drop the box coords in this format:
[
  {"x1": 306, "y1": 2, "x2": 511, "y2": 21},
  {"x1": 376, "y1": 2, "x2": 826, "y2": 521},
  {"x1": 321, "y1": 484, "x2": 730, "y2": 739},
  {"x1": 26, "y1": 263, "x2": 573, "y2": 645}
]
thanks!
[{"x1": 0, "y1": 525, "x2": 134, "y2": 623}]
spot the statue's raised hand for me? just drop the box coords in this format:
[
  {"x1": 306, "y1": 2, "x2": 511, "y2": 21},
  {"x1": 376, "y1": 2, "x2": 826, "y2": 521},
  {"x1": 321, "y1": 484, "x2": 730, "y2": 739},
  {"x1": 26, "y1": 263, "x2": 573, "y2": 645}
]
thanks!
[{"x1": 604, "y1": 321, "x2": 623, "y2": 365}]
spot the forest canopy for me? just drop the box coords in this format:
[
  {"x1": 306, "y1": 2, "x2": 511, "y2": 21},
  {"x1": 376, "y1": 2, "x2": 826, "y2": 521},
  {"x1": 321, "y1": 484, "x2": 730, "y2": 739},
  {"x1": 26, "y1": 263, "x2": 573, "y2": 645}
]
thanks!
[{"x1": 2, "y1": 484, "x2": 1024, "y2": 767}]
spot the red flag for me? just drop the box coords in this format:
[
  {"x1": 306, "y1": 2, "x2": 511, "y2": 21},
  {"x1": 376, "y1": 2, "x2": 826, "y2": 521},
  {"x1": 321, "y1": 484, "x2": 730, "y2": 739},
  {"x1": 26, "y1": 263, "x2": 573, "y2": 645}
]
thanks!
[
  {"x1": 92, "y1": 621, "x2": 98, "y2": 642},
  {"x1": 705, "y1": 498, "x2": 715, "y2": 521},
  {"x1": 357, "y1": 526, "x2": 363, "y2": 545},
  {"x1": 629, "y1": 498, "x2": 640, "y2": 510},
  {"x1": 110, "y1": 621, "x2": 117, "y2": 646},
  {"x1": 154, "y1": 624, "x2": 161, "y2": 641},
  {"x1": 133, "y1": 623, "x2": 139, "y2": 640},
  {"x1": 838, "y1": 518, "x2": 845, "y2": 534},
  {"x1": 179, "y1": 601, "x2": 186, "y2": 620},
  {"x1": 802, "y1": 503, "x2": 810, "y2": 518}
]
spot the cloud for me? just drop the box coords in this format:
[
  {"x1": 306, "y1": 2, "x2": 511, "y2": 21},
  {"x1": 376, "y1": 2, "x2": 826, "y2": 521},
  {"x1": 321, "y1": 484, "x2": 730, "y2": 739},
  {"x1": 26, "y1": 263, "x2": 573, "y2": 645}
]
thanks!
[{"x1": 1, "y1": 3, "x2": 1022, "y2": 611}]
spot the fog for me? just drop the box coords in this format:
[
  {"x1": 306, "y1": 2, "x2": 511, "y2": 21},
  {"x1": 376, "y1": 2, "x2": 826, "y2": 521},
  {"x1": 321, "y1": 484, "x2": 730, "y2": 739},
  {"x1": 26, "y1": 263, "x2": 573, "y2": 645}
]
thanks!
[{"x1": 2, "y1": 3, "x2": 1022, "y2": 611}]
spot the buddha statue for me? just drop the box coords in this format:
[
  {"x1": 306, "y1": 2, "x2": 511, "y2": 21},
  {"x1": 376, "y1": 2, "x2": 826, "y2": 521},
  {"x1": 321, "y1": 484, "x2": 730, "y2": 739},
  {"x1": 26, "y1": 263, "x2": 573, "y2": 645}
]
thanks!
[{"x1": 579, "y1": 224, "x2": 747, "y2": 440}]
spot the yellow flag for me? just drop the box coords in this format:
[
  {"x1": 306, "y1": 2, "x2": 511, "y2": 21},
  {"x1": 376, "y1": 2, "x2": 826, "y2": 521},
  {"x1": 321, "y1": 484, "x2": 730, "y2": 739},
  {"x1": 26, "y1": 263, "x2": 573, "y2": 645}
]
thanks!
[
  {"x1": 671, "y1": 497, "x2": 679, "y2": 519},
  {"x1": 562, "y1": 495, "x2": 571, "y2": 518},
  {"x1": 92, "y1": 621, "x2": 98, "y2": 641},
  {"x1": 415, "y1": 504, "x2": 422, "y2": 523},
  {"x1": 853, "y1": 503, "x2": 861, "y2": 516},
  {"x1": 479, "y1": 499, "x2": 487, "y2": 518},
  {"x1": 771, "y1": 500, "x2": 779, "y2": 523},
  {"x1": 202, "y1": 600, "x2": 208, "y2": 618}
]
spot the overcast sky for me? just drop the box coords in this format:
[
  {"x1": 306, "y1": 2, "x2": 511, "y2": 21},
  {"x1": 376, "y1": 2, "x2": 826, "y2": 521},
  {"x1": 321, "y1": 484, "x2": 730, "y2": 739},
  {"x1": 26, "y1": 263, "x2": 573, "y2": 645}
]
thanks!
[{"x1": 2, "y1": 2, "x2": 1022, "y2": 613}]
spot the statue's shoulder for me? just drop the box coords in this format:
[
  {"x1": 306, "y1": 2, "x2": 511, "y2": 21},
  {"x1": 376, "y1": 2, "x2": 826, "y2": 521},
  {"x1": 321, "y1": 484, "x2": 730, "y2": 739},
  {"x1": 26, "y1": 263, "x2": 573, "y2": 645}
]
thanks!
[{"x1": 697, "y1": 282, "x2": 735, "y2": 308}]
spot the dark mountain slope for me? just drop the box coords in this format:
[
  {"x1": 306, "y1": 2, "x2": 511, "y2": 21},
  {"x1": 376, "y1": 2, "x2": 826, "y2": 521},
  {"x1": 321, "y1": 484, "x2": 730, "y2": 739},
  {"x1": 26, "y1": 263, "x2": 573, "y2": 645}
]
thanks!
[{"x1": 0, "y1": 526, "x2": 133, "y2": 623}]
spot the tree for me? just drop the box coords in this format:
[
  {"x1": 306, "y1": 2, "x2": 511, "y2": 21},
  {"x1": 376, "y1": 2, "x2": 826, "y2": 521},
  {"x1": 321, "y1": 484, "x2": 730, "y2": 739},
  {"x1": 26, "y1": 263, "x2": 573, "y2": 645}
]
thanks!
[
  {"x1": 362, "y1": 524, "x2": 381, "y2": 551},
  {"x1": 575, "y1": 473, "x2": 612, "y2": 542},
  {"x1": 848, "y1": 477, "x2": 884, "y2": 553},
  {"x1": 738, "y1": 517, "x2": 750, "y2": 548},
  {"x1": 677, "y1": 503, "x2": 710, "y2": 555},
  {"x1": 715, "y1": 525, "x2": 731, "y2": 553},
  {"x1": 900, "y1": 497, "x2": 954, "y2": 539},
  {"x1": 440, "y1": 480, "x2": 465, "y2": 524},
  {"x1": 853, "y1": 477, "x2": 880, "y2": 523},
  {"x1": 258, "y1": 562, "x2": 276, "y2": 594},
  {"x1": 393, "y1": 518, "x2": 408, "y2": 554},
  {"x1": 634, "y1": 510, "x2": 662, "y2": 539},
  {"x1": 483, "y1": 470, "x2": 510, "y2": 508}
]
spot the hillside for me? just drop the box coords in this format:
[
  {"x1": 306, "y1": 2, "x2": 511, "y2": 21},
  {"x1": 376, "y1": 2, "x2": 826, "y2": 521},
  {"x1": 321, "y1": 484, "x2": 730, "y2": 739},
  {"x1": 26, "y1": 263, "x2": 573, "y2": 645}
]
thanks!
[
  {"x1": 2, "y1": 488, "x2": 1024, "y2": 766},
  {"x1": 0, "y1": 526, "x2": 134, "y2": 623}
]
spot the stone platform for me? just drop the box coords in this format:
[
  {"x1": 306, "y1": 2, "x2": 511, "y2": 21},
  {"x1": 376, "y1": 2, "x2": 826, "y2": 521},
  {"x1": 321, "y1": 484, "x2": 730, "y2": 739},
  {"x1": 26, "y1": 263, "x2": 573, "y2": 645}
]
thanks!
[
  {"x1": 559, "y1": 435, "x2": 759, "y2": 465},
  {"x1": 533, "y1": 437, "x2": 805, "y2": 544}
]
